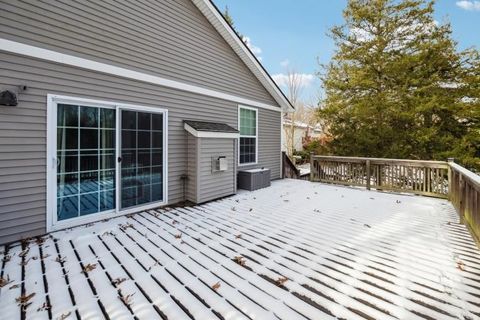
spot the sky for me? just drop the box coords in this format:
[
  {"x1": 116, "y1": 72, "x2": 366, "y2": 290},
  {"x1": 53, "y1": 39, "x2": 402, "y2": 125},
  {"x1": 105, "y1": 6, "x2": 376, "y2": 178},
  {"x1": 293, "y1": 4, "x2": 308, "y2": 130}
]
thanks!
[{"x1": 212, "y1": 0, "x2": 480, "y2": 102}]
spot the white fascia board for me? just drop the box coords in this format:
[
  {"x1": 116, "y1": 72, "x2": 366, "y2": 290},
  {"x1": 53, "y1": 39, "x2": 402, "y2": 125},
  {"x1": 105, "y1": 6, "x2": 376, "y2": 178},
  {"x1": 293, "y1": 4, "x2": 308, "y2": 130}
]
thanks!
[
  {"x1": 184, "y1": 123, "x2": 239, "y2": 139},
  {"x1": 191, "y1": 0, "x2": 295, "y2": 113},
  {"x1": 0, "y1": 38, "x2": 282, "y2": 112}
]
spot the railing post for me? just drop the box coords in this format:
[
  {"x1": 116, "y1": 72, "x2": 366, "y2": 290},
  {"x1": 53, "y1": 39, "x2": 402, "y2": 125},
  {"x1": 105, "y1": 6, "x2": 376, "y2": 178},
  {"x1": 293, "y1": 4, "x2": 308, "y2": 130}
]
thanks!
[
  {"x1": 447, "y1": 158, "x2": 454, "y2": 199},
  {"x1": 310, "y1": 152, "x2": 314, "y2": 182},
  {"x1": 366, "y1": 159, "x2": 371, "y2": 190}
]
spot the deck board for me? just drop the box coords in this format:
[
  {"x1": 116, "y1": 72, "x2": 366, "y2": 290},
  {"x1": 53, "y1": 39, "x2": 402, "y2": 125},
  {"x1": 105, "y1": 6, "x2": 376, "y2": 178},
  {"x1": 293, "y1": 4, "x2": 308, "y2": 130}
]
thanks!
[{"x1": 1, "y1": 179, "x2": 480, "y2": 320}]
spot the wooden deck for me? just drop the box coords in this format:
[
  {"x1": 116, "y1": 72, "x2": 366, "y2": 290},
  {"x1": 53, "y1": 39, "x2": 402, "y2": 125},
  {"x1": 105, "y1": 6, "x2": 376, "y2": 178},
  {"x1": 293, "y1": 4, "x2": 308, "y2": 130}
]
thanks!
[{"x1": 1, "y1": 180, "x2": 480, "y2": 320}]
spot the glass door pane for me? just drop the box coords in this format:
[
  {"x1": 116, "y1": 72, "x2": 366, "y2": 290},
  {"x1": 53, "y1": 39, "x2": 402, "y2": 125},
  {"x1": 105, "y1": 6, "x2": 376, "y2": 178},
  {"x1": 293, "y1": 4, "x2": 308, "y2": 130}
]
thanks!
[
  {"x1": 57, "y1": 104, "x2": 116, "y2": 221},
  {"x1": 120, "y1": 110, "x2": 163, "y2": 209}
]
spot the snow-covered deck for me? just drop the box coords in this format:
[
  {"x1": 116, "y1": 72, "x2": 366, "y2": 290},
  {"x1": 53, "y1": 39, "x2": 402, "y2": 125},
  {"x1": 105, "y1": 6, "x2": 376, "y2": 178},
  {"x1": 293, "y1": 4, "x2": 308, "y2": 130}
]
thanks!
[{"x1": 1, "y1": 179, "x2": 480, "y2": 320}]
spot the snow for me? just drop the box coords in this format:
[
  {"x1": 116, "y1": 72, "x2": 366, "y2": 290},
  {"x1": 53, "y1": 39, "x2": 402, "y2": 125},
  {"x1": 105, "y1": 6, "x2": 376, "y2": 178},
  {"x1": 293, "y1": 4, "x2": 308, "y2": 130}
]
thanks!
[
  {"x1": 297, "y1": 163, "x2": 311, "y2": 176},
  {"x1": 1, "y1": 179, "x2": 479, "y2": 320},
  {"x1": 240, "y1": 168, "x2": 270, "y2": 173}
]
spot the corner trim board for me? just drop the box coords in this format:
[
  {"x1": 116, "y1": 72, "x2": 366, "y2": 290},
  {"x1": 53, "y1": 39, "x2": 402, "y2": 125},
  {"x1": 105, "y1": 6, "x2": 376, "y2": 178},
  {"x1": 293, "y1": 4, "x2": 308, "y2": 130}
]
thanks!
[{"x1": 0, "y1": 38, "x2": 282, "y2": 112}]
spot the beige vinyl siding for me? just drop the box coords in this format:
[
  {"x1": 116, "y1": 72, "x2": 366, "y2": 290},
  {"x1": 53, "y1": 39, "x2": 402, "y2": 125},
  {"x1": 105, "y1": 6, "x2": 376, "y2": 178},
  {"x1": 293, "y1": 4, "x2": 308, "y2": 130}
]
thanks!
[
  {"x1": 0, "y1": 52, "x2": 281, "y2": 244},
  {"x1": 0, "y1": 0, "x2": 276, "y2": 106},
  {"x1": 198, "y1": 138, "x2": 236, "y2": 203}
]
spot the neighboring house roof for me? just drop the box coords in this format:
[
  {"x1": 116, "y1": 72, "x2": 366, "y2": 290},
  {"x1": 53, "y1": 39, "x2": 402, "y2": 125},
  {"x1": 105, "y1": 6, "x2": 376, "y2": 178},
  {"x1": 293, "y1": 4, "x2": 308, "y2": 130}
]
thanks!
[
  {"x1": 283, "y1": 119, "x2": 322, "y2": 131},
  {"x1": 192, "y1": 0, "x2": 295, "y2": 112}
]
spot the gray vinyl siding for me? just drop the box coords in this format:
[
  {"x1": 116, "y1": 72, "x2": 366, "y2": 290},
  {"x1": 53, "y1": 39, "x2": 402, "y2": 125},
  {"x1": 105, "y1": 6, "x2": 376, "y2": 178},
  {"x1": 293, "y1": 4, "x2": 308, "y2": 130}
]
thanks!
[
  {"x1": 0, "y1": 0, "x2": 277, "y2": 106},
  {"x1": 0, "y1": 52, "x2": 281, "y2": 244},
  {"x1": 198, "y1": 138, "x2": 236, "y2": 203}
]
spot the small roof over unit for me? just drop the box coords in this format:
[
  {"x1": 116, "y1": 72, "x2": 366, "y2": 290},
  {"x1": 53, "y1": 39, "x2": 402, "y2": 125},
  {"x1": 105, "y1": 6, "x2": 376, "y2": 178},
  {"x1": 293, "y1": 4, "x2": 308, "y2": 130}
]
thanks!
[{"x1": 184, "y1": 120, "x2": 239, "y2": 138}]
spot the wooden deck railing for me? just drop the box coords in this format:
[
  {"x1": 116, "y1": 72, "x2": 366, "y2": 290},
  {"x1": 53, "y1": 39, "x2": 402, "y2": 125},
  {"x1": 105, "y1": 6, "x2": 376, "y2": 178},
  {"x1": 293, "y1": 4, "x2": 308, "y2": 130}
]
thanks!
[
  {"x1": 309, "y1": 154, "x2": 480, "y2": 241},
  {"x1": 310, "y1": 155, "x2": 450, "y2": 198},
  {"x1": 282, "y1": 152, "x2": 309, "y2": 180},
  {"x1": 449, "y1": 161, "x2": 480, "y2": 242}
]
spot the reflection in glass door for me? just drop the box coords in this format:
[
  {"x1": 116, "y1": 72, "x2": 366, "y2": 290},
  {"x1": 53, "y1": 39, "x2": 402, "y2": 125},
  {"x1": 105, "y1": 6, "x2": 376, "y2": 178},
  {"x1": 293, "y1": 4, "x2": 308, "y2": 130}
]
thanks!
[
  {"x1": 120, "y1": 110, "x2": 163, "y2": 209},
  {"x1": 56, "y1": 104, "x2": 116, "y2": 221}
]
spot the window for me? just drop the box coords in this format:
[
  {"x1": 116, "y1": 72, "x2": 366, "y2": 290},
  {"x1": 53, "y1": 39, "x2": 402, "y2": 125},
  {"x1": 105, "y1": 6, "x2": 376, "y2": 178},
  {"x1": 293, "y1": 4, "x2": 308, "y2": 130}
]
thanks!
[{"x1": 239, "y1": 106, "x2": 257, "y2": 165}]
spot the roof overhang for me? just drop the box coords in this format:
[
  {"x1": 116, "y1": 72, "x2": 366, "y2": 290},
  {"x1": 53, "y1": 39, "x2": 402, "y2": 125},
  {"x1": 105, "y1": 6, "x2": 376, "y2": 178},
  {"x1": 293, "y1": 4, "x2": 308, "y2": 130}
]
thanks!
[
  {"x1": 192, "y1": 0, "x2": 295, "y2": 113},
  {"x1": 184, "y1": 122, "x2": 240, "y2": 139}
]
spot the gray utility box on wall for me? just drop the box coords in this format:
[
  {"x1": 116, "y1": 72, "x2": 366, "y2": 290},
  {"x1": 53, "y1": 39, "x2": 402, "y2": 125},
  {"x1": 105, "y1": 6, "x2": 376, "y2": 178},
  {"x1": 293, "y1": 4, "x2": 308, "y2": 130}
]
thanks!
[{"x1": 238, "y1": 168, "x2": 271, "y2": 191}]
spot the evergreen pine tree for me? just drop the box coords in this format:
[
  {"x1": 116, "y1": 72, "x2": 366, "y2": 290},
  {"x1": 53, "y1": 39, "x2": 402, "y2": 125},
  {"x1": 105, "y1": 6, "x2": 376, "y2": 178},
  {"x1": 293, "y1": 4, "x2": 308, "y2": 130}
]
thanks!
[{"x1": 319, "y1": 0, "x2": 480, "y2": 169}]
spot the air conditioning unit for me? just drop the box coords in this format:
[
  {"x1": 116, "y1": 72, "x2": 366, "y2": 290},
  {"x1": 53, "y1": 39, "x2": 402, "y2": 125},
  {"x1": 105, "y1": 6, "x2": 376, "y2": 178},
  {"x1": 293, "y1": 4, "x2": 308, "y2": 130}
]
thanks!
[{"x1": 238, "y1": 168, "x2": 271, "y2": 191}]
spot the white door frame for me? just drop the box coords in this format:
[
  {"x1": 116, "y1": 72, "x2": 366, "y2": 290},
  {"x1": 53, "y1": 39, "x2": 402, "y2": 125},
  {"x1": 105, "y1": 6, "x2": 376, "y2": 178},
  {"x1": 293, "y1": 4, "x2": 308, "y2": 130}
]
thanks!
[{"x1": 46, "y1": 94, "x2": 168, "y2": 232}]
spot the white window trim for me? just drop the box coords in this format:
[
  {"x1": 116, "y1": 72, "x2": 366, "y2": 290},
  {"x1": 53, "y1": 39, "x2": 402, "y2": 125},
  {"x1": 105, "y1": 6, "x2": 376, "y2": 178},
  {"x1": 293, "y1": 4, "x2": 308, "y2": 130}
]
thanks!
[
  {"x1": 46, "y1": 94, "x2": 169, "y2": 232},
  {"x1": 238, "y1": 105, "x2": 258, "y2": 166}
]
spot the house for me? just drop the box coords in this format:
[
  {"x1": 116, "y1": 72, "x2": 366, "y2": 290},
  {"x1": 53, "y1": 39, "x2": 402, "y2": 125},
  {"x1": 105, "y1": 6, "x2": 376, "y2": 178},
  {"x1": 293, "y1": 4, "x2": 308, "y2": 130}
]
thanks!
[
  {"x1": 282, "y1": 119, "x2": 323, "y2": 152},
  {"x1": 0, "y1": 0, "x2": 293, "y2": 244}
]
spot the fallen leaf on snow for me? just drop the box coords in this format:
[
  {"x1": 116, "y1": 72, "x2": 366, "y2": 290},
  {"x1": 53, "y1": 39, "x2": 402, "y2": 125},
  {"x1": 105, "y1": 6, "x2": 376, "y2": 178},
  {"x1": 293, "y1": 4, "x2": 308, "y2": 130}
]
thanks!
[
  {"x1": 235, "y1": 234, "x2": 242, "y2": 239},
  {"x1": 275, "y1": 276, "x2": 288, "y2": 286},
  {"x1": 112, "y1": 277, "x2": 127, "y2": 286},
  {"x1": 118, "y1": 289, "x2": 135, "y2": 307},
  {"x1": 19, "y1": 257, "x2": 32, "y2": 266},
  {"x1": 37, "y1": 302, "x2": 51, "y2": 312},
  {"x1": 35, "y1": 237, "x2": 46, "y2": 245},
  {"x1": 175, "y1": 233, "x2": 182, "y2": 239},
  {"x1": 233, "y1": 256, "x2": 246, "y2": 266},
  {"x1": 212, "y1": 281, "x2": 221, "y2": 291},
  {"x1": 457, "y1": 261, "x2": 466, "y2": 271},
  {"x1": 19, "y1": 248, "x2": 30, "y2": 258},
  {"x1": 58, "y1": 311, "x2": 71, "y2": 320},
  {"x1": 118, "y1": 223, "x2": 134, "y2": 230},
  {"x1": 83, "y1": 263, "x2": 97, "y2": 273},
  {"x1": 15, "y1": 292, "x2": 36, "y2": 307},
  {"x1": 0, "y1": 275, "x2": 12, "y2": 288}
]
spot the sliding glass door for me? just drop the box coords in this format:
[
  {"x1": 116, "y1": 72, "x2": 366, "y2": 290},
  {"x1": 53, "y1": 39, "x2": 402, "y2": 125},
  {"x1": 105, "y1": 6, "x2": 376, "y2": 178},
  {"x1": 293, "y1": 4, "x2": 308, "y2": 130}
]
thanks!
[
  {"x1": 49, "y1": 96, "x2": 167, "y2": 230},
  {"x1": 120, "y1": 110, "x2": 163, "y2": 209}
]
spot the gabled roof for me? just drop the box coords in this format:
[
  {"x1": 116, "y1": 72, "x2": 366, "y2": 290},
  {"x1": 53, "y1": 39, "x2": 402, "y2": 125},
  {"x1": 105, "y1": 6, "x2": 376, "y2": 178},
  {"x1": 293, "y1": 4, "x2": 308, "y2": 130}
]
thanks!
[{"x1": 191, "y1": 0, "x2": 295, "y2": 112}]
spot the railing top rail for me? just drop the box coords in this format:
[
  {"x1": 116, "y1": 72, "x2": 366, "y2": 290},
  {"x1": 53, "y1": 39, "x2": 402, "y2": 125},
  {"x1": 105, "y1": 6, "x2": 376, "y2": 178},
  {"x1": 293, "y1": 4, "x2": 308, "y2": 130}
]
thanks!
[
  {"x1": 312, "y1": 155, "x2": 449, "y2": 167},
  {"x1": 449, "y1": 162, "x2": 480, "y2": 189}
]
